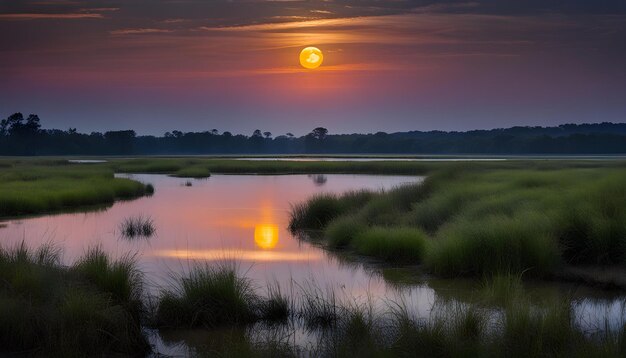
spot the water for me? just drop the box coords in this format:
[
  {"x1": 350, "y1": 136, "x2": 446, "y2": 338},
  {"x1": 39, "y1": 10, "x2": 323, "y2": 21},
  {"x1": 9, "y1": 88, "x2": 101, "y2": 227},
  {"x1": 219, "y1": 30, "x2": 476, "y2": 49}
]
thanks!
[{"x1": 0, "y1": 173, "x2": 623, "y2": 354}]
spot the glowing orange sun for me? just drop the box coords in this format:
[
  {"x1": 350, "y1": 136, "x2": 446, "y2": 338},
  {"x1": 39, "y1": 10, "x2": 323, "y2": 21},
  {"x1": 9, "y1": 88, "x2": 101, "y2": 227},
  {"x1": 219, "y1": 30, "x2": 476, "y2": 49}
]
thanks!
[{"x1": 299, "y1": 47, "x2": 323, "y2": 69}]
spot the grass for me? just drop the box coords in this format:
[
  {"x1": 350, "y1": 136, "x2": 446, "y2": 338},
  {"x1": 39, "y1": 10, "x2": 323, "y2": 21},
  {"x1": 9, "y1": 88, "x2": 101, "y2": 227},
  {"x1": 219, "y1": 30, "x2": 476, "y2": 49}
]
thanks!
[
  {"x1": 155, "y1": 264, "x2": 292, "y2": 330},
  {"x1": 0, "y1": 159, "x2": 152, "y2": 217},
  {"x1": 353, "y1": 226, "x2": 427, "y2": 263},
  {"x1": 259, "y1": 282, "x2": 291, "y2": 323},
  {"x1": 290, "y1": 165, "x2": 626, "y2": 280},
  {"x1": 427, "y1": 212, "x2": 561, "y2": 276},
  {"x1": 0, "y1": 242, "x2": 623, "y2": 356},
  {"x1": 298, "y1": 283, "x2": 340, "y2": 329},
  {"x1": 1, "y1": 157, "x2": 625, "y2": 355},
  {"x1": 0, "y1": 242, "x2": 150, "y2": 356},
  {"x1": 155, "y1": 262, "x2": 259, "y2": 328},
  {"x1": 119, "y1": 215, "x2": 156, "y2": 239}
]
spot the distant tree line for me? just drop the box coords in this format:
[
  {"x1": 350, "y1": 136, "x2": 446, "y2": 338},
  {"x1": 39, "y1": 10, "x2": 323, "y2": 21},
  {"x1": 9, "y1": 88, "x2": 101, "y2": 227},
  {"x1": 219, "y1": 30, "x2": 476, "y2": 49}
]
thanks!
[{"x1": 1, "y1": 112, "x2": 626, "y2": 155}]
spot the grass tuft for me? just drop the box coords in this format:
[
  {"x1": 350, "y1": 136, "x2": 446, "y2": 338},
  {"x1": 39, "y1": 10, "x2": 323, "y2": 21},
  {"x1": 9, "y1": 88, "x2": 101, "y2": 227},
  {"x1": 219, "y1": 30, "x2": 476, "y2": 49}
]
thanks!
[
  {"x1": 119, "y1": 215, "x2": 156, "y2": 239},
  {"x1": 353, "y1": 226, "x2": 427, "y2": 263},
  {"x1": 155, "y1": 262, "x2": 259, "y2": 328}
]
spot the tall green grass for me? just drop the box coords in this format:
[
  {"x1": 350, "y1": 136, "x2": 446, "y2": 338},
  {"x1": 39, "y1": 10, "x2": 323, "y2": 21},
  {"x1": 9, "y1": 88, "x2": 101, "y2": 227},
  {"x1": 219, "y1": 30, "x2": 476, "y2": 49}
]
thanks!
[
  {"x1": 290, "y1": 166, "x2": 626, "y2": 279},
  {"x1": 0, "y1": 242, "x2": 150, "y2": 356},
  {"x1": 156, "y1": 262, "x2": 259, "y2": 328},
  {"x1": 0, "y1": 161, "x2": 152, "y2": 217},
  {"x1": 427, "y1": 212, "x2": 561, "y2": 276},
  {"x1": 353, "y1": 227, "x2": 427, "y2": 263}
]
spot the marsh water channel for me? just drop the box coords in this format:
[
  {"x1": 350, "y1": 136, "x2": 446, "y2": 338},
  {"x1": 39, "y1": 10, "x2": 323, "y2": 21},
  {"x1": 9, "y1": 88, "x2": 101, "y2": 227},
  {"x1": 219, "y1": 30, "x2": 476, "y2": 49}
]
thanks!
[{"x1": 0, "y1": 173, "x2": 624, "y2": 355}]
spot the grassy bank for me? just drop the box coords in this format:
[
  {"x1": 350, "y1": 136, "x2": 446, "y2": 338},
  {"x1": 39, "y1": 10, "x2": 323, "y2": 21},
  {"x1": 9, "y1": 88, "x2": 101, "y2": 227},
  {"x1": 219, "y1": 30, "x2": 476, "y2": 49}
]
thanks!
[
  {"x1": 290, "y1": 166, "x2": 626, "y2": 279},
  {"x1": 0, "y1": 159, "x2": 153, "y2": 217}
]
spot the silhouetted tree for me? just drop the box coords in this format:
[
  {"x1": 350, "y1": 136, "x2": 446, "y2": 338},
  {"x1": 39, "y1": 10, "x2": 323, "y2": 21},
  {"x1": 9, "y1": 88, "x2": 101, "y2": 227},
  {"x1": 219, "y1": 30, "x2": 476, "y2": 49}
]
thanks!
[
  {"x1": 310, "y1": 127, "x2": 328, "y2": 140},
  {"x1": 2, "y1": 112, "x2": 626, "y2": 155},
  {"x1": 263, "y1": 131, "x2": 272, "y2": 139},
  {"x1": 1, "y1": 113, "x2": 41, "y2": 137}
]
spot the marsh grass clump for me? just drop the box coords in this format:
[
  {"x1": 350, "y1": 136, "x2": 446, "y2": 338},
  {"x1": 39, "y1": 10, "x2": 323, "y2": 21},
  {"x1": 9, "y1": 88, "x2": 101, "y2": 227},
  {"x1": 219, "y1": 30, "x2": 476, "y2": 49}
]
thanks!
[
  {"x1": 73, "y1": 246, "x2": 144, "y2": 316},
  {"x1": 384, "y1": 303, "x2": 487, "y2": 357},
  {"x1": 259, "y1": 283, "x2": 291, "y2": 323},
  {"x1": 426, "y1": 212, "x2": 561, "y2": 276},
  {"x1": 480, "y1": 273, "x2": 525, "y2": 306},
  {"x1": 353, "y1": 226, "x2": 428, "y2": 263},
  {"x1": 289, "y1": 193, "x2": 344, "y2": 232},
  {"x1": 325, "y1": 214, "x2": 366, "y2": 248},
  {"x1": 501, "y1": 301, "x2": 577, "y2": 357},
  {"x1": 0, "y1": 242, "x2": 149, "y2": 356},
  {"x1": 155, "y1": 262, "x2": 259, "y2": 328},
  {"x1": 557, "y1": 175, "x2": 626, "y2": 265},
  {"x1": 173, "y1": 166, "x2": 212, "y2": 178},
  {"x1": 322, "y1": 303, "x2": 384, "y2": 357},
  {"x1": 184, "y1": 180, "x2": 193, "y2": 187},
  {"x1": 119, "y1": 215, "x2": 156, "y2": 239},
  {"x1": 289, "y1": 189, "x2": 377, "y2": 233},
  {"x1": 298, "y1": 284, "x2": 341, "y2": 329}
]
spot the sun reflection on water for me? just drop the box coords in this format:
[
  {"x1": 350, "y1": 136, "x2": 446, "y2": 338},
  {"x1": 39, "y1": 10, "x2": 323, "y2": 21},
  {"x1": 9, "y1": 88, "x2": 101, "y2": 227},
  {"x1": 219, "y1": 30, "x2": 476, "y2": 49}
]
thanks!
[{"x1": 254, "y1": 224, "x2": 279, "y2": 250}]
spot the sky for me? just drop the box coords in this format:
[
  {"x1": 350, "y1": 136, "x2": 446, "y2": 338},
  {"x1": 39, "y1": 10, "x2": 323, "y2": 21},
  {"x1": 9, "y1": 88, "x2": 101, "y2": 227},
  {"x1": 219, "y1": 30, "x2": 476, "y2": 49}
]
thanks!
[{"x1": 1, "y1": 0, "x2": 626, "y2": 136}]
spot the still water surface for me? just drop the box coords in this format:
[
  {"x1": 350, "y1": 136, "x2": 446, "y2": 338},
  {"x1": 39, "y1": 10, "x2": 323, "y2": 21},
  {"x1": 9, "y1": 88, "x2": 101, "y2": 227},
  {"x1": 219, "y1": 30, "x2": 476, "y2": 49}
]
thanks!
[
  {"x1": 0, "y1": 173, "x2": 624, "y2": 353},
  {"x1": 0, "y1": 174, "x2": 419, "y2": 294}
]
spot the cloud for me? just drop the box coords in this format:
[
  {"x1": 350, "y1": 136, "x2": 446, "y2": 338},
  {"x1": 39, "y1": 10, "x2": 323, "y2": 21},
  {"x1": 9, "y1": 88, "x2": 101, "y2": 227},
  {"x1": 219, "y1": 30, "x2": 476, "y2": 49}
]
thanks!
[
  {"x1": 0, "y1": 13, "x2": 104, "y2": 20},
  {"x1": 110, "y1": 28, "x2": 174, "y2": 35},
  {"x1": 79, "y1": 8, "x2": 120, "y2": 12}
]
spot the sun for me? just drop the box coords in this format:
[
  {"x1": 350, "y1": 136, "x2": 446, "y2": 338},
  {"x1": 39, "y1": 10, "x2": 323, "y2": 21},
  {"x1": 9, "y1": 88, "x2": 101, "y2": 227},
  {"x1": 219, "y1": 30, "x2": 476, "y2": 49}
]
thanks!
[{"x1": 300, "y1": 47, "x2": 323, "y2": 69}]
